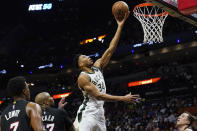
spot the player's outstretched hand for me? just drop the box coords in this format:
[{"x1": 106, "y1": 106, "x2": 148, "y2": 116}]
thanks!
[
  {"x1": 58, "y1": 97, "x2": 68, "y2": 109},
  {"x1": 116, "y1": 11, "x2": 130, "y2": 27},
  {"x1": 123, "y1": 92, "x2": 140, "y2": 104}
]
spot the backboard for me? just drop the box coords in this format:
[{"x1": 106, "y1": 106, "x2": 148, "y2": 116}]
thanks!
[{"x1": 144, "y1": 0, "x2": 197, "y2": 27}]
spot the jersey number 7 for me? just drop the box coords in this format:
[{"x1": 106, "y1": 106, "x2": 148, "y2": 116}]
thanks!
[
  {"x1": 10, "y1": 121, "x2": 19, "y2": 131},
  {"x1": 43, "y1": 123, "x2": 55, "y2": 131}
]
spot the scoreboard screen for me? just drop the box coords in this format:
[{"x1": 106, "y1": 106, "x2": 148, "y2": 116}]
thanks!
[{"x1": 28, "y1": 3, "x2": 52, "y2": 11}]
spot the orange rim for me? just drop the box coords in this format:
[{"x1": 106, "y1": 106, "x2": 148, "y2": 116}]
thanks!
[{"x1": 133, "y1": 3, "x2": 169, "y2": 17}]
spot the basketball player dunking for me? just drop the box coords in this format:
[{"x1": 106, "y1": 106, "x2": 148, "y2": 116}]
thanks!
[
  {"x1": 73, "y1": 11, "x2": 140, "y2": 131},
  {"x1": 35, "y1": 92, "x2": 75, "y2": 131},
  {"x1": 0, "y1": 76, "x2": 43, "y2": 131}
]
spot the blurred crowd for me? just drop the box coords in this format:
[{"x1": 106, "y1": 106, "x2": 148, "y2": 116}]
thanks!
[{"x1": 105, "y1": 96, "x2": 197, "y2": 131}]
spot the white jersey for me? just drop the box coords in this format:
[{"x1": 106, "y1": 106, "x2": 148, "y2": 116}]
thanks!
[
  {"x1": 79, "y1": 66, "x2": 106, "y2": 107},
  {"x1": 74, "y1": 66, "x2": 107, "y2": 131}
]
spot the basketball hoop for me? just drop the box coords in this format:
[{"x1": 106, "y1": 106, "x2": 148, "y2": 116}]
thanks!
[{"x1": 133, "y1": 3, "x2": 169, "y2": 43}]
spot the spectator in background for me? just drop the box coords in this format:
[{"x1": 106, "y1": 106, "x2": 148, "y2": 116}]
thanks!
[{"x1": 176, "y1": 112, "x2": 197, "y2": 131}]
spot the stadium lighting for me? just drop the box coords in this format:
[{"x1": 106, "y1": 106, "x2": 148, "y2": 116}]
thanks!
[
  {"x1": 95, "y1": 53, "x2": 99, "y2": 57},
  {"x1": 177, "y1": 39, "x2": 180, "y2": 43},
  {"x1": 133, "y1": 43, "x2": 145, "y2": 48},
  {"x1": 0, "y1": 69, "x2": 7, "y2": 74},
  {"x1": 53, "y1": 92, "x2": 72, "y2": 99},
  {"x1": 80, "y1": 34, "x2": 106, "y2": 45},
  {"x1": 38, "y1": 63, "x2": 53, "y2": 69},
  {"x1": 148, "y1": 41, "x2": 153, "y2": 45},
  {"x1": 128, "y1": 77, "x2": 161, "y2": 87},
  {"x1": 89, "y1": 52, "x2": 99, "y2": 58}
]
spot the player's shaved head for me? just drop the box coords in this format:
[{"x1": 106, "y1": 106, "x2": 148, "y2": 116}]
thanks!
[
  {"x1": 35, "y1": 92, "x2": 50, "y2": 105},
  {"x1": 35, "y1": 92, "x2": 55, "y2": 110}
]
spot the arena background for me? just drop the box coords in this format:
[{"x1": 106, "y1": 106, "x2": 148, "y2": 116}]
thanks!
[{"x1": 0, "y1": 0, "x2": 197, "y2": 130}]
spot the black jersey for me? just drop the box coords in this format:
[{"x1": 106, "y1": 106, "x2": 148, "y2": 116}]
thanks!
[
  {"x1": 1, "y1": 100, "x2": 33, "y2": 131},
  {"x1": 42, "y1": 107, "x2": 72, "y2": 131}
]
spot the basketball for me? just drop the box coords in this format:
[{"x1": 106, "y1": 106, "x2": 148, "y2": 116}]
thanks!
[{"x1": 112, "y1": 1, "x2": 129, "y2": 21}]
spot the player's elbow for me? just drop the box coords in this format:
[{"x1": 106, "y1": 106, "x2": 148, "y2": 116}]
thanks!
[{"x1": 95, "y1": 93, "x2": 105, "y2": 101}]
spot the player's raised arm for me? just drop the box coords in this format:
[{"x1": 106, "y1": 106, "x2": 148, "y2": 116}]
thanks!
[
  {"x1": 26, "y1": 102, "x2": 44, "y2": 131},
  {"x1": 78, "y1": 74, "x2": 139, "y2": 103},
  {"x1": 94, "y1": 11, "x2": 130, "y2": 70}
]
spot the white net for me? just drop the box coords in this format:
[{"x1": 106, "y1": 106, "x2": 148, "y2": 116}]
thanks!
[{"x1": 133, "y1": 3, "x2": 168, "y2": 43}]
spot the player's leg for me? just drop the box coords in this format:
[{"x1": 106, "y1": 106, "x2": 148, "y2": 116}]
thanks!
[
  {"x1": 97, "y1": 108, "x2": 106, "y2": 131},
  {"x1": 73, "y1": 118, "x2": 79, "y2": 131},
  {"x1": 78, "y1": 115, "x2": 97, "y2": 131}
]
